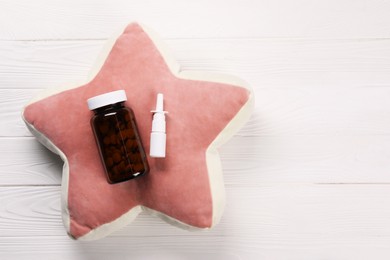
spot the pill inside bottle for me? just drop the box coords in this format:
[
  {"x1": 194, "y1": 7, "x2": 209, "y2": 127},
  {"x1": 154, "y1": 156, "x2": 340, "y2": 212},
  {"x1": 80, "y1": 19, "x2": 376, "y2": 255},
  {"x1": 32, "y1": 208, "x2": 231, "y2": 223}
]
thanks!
[{"x1": 87, "y1": 90, "x2": 149, "y2": 184}]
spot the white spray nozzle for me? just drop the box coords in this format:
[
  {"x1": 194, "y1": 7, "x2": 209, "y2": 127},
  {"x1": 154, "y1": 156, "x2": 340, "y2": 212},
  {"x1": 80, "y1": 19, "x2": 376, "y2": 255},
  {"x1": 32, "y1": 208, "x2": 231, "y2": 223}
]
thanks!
[
  {"x1": 150, "y1": 93, "x2": 167, "y2": 158},
  {"x1": 154, "y1": 93, "x2": 164, "y2": 112}
]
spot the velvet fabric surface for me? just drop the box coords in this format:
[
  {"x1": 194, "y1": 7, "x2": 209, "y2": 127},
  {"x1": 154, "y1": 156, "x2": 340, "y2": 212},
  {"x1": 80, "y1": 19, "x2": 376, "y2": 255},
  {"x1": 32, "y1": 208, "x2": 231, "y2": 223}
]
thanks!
[{"x1": 22, "y1": 23, "x2": 254, "y2": 240}]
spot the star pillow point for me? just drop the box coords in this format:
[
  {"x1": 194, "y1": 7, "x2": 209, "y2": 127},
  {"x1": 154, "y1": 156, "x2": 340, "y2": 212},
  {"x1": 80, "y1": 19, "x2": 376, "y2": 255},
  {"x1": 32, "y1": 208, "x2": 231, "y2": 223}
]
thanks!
[{"x1": 22, "y1": 22, "x2": 254, "y2": 240}]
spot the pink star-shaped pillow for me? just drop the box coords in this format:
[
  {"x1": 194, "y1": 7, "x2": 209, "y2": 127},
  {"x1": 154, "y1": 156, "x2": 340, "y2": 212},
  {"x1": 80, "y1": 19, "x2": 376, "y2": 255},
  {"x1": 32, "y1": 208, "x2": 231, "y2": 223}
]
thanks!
[{"x1": 22, "y1": 23, "x2": 254, "y2": 240}]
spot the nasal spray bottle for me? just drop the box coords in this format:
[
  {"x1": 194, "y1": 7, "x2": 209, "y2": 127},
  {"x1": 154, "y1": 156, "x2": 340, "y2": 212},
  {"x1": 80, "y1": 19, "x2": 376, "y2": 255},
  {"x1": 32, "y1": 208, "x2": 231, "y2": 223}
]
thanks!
[{"x1": 150, "y1": 93, "x2": 167, "y2": 158}]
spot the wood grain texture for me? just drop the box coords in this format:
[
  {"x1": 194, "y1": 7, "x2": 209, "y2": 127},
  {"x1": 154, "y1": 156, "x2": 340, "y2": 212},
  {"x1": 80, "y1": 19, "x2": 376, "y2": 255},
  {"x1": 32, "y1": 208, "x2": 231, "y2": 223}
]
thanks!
[
  {"x1": 221, "y1": 135, "x2": 390, "y2": 184},
  {"x1": 0, "y1": 138, "x2": 62, "y2": 185},
  {"x1": 1, "y1": 0, "x2": 390, "y2": 258},
  {"x1": 0, "y1": 89, "x2": 40, "y2": 137},
  {"x1": 0, "y1": 0, "x2": 390, "y2": 40},
  {"x1": 1, "y1": 185, "x2": 390, "y2": 260},
  {"x1": 1, "y1": 39, "x2": 390, "y2": 89}
]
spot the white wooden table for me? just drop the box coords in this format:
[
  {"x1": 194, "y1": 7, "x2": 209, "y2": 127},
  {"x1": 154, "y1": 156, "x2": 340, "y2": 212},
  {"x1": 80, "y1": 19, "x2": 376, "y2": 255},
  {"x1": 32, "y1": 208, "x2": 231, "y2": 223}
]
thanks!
[{"x1": 1, "y1": 1, "x2": 390, "y2": 259}]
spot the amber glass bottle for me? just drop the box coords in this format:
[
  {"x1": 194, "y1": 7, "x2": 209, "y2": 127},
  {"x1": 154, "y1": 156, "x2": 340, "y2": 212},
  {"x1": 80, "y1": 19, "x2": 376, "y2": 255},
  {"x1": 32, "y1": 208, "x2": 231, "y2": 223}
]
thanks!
[{"x1": 87, "y1": 90, "x2": 149, "y2": 184}]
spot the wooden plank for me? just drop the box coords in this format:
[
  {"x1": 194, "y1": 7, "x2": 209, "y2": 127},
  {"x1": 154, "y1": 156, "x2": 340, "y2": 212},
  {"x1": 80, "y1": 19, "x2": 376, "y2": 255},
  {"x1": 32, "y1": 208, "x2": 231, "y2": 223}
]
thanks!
[
  {"x1": 246, "y1": 85, "x2": 390, "y2": 136},
  {"x1": 221, "y1": 135, "x2": 390, "y2": 184},
  {"x1": 1, "y1": 134, "x2": 390, "y2": 185},
  {"x1": 0, "y1": 41, "x2": 102, "y2": 89},
  {"x1": 0, "y1": 138, "x2": 62, "y2": 185},
  {"x1": 1, "y1": 185, "x2": 390, "y2": 259},
  {"x1": 0, "y1": 89, "x2": 40, "y2": 137},
  {"x1": 0, "y1": 0, "x2": 390, "y2": 40},
  {"x1": 173, "y1": 39, "x2": 390, "y2": 87},
  {"x1": 1, "y1": 39, "x2": 390, "y2": 89}
]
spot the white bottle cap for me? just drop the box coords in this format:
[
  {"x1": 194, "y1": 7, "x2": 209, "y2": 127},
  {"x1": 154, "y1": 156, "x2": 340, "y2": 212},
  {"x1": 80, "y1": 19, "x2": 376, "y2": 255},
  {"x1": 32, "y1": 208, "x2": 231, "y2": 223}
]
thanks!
[{"x1": 87, "y1": 90, "x2": 127, "y2": 110}]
